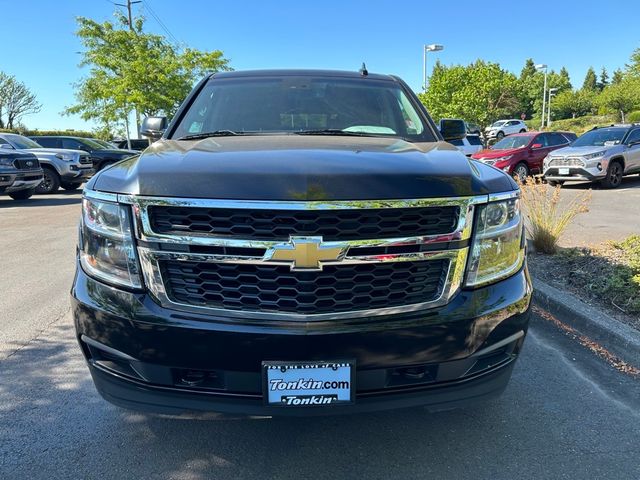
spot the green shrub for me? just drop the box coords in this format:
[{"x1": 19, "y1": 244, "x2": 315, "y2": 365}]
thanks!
[{"x1": 627, "y1": 110, "x2": 640, "y2": 123}]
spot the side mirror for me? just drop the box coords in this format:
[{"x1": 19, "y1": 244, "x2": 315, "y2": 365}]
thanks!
[
  {"x1": 0, "y1": 143, "x2": 14, "y2": 150},
  {"x1": 439, "y1": 119, "x2": 467, "y2": 141},
  {"x1": 141, "y1": 116, "x2": 168, "y2": 140},
  {"x1": 531, "y1": 143, "x2": 543, "y2": 149}
]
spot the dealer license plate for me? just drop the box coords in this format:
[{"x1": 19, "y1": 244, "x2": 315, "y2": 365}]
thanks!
[
  {"x1": 558, "y1": 168, "x2": 570, "y2": 175},
  {"x1": 263, "y1": 361, "x2": 354, "y2": 407}
]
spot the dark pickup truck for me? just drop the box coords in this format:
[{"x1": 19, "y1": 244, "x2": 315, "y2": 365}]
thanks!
[
  {"x1": 0, "y1": 150, "x2": 43, "y2": 200},
  {"x1": 72, "y1": 69, "x2": 531, "y2": 416}
]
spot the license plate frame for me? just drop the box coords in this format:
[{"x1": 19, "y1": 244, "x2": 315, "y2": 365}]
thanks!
[
  {"x1": 262, "y1": 360, "x2": 355, "y2": 407},
  {"x1": 558, "y1": 167, "x2": 570, "y2": 175}
]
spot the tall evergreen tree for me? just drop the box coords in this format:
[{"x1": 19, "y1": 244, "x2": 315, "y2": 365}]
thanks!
[
  {"x1": 558, "y1": 67, "x2": 572, "y2": 90},
  {"x1": 612, "y1": 68, "x2": 624, "y2": 85},
  {"x1": 582, "y1": 67, "x2": 598, "y2": 91},
  {"x1": 597, "y1": 67, "x2": 609, "y2": 91}
]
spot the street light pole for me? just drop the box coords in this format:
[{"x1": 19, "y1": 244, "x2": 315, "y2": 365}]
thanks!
[
  {"x1": 536, "y1": 64, "x2": 548, "y2": 130},
  {"x1": 423, "y1": 44, "x2": 444, "y2": 90},
  {"x1": 548, "y1": 88, "x2": 558, "y2": 127}
]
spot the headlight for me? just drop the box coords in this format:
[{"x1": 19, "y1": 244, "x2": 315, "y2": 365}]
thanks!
[
  {"x1": 584, "y1": 151, "x2": 605, "y2": 160},
  {"x1": 55, "y1": 153, "x2": 75, "y2": 161},
  {"x1": 0, "y1": 158, "x2": 14, "y2": 167},
  {"x1": 79, "y1": 197, "x2": 142, "y2": 288},
  {"x1": 465, "y1": 196, "x2": 525, "y2": 287},
  {"x1": 495, "y1": 155, "x2": 513, "y2": 162}
]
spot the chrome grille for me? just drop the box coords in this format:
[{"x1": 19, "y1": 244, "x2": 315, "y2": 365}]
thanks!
[
  {"x1": 89, "y1": 193, "x2": 491, "y2": 321},
  {"x1": 79, "y1": 155, "x2": 92, "y2": 165},
  {"x1": 149, "y1": 205, "x2": 459, "y2": 241},
  {"x1": 548, "y1": 157, "x2": 585, "y2": 167}
]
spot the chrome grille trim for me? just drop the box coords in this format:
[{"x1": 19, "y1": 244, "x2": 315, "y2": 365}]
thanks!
[
  {"x1": 83, "y1": 190, "x2": 517, "y2": 321},
  {"x1": 548, "y1": 157, "x2": 585, "y2": 167}
]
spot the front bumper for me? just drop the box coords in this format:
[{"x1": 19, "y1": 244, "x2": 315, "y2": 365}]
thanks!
[
  {"x1": 543, "y1": 165, "x2": 604, "y2": 182},
  {"x1": 0, "y1": 169, "x2": 44, "y2": 193},
  {"x1": 60, "y1": 164, "x2": 95, "y2": 181},
  {"x1": 72, "y1": 263, "x2": 532, "y2": 416}
]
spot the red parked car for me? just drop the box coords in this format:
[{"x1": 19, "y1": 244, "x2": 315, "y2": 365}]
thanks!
[{"x1": 471, "y1": 131, "x2": 577, "y2": 181}]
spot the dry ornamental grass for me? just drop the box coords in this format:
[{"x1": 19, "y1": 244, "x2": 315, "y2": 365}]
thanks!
[{"x1": 518, "y1": 178, "x2": 592, "y2": 254}]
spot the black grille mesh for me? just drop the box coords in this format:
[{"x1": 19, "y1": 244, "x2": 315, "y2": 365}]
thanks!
[
  {"x1": 161, "y1": 259, "x2": 449, "y2": 315},
  {"x1": 149, "y1": 206, "x2": 459, "y2": 241},
  {"x1": 13, "y1": 158, "x2": 40, "y2": 170}
]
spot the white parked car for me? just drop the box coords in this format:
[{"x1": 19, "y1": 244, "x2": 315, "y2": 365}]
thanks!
[
  {"x1": 448, "y1": 135, "x2": 483, "y2": 157},
  {"x1": 485, "y1": 119, "x2": 528, "y2": 140}
]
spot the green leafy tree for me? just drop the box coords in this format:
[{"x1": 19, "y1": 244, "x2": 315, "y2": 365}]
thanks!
[
  {"x1": 582, "y1": 67, "x2": 598, "y2": 91},
  {"x1": 518, "y1": 58, "x2": 542, "y2": 119},
  {"x1": 419, "y1": 60, "x2": 521, "y2": 128},
  {"x1": 626, "y1": 47, "x2": 640, "y2": 77},
  {"x1": 598, "y1": 78, "x2": 640, "y2": 122},
  {"x1": 66, "y1": 14, "x2": 230, "y2": 135},
  {"x1": 597, "y1": 67, "x2": 609, "y2": 91},
  {"x1": 612, "y1": 68, "x2": 625, "y2": 85},
  {"x1": 551, "y1": 89, "x2": 597, "y2": 119}
]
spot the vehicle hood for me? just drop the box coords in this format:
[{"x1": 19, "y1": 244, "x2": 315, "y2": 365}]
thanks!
[
  {"x1": 471, "y1": 147, "x2": 524, "y2": 160},
  {"x1": 548, "y1": 145, "x2": 611, "y2": 156},
  {"x1": 89, "y1": 135, "x2": 517, "y2": 200},
  {"x1": 22, "y1": 148, "x2": 85, "y2": 157}
]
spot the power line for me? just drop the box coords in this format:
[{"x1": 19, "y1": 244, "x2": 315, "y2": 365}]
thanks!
[{"x1": 141, "y1": 0, "x2": 180, "y2": 45}]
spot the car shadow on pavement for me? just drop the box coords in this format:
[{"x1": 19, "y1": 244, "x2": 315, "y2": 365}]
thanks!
[
  {"x1": 0, "y1": 193, "x2": 82, "y2": 208},
  {"x1": 561, "y1": 174, "x2": 640, "y2": 190}
]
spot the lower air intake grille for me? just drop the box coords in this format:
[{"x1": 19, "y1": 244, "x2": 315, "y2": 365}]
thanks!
[{"x1": 160, "y1": 259, "x2": 449, "y2": 315}]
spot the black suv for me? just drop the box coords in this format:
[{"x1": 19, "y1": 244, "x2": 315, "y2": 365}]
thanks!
[
  {"x1": 0, "y1": 150, "x2": 43, "y2": 200},
  {"x1": 29, "y1": 136, "x2": 137, "y2": 172},
  {"x1": 73, "y1": 70, "x2": 531, "y2": 415}
]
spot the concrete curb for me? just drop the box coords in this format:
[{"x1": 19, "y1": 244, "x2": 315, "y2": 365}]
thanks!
[{"x1": 532, "y1": 277, "x2": 640, "y2": 365}]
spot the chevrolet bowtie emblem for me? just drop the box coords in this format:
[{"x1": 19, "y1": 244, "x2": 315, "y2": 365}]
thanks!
[{"x1": 266, "y1": 236, "x2": 347, "y2": 271}]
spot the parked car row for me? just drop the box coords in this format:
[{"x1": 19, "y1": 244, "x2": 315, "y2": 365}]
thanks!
[
  {"x1": 469, "y1": 123, "x2": 640, "y2": 188},
  {"x1": 0, "y1": 134, "x2": 144, "y2": 199}
]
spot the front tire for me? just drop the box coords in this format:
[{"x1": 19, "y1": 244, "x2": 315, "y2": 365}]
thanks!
[
  {"x1": 496, "y1": 131, "x2": 505, "y2": 140},
  {"x1": 519, "y1": 129, "x2": 526, "y2": 133},
  {"x1": 512, "y1": 163, "x2": 529, "y2": 183},
  {"x1": 8, "y1": 188, "x2": 35, "y2": 200},
  {"x1": 601, "y1": 161, "x2": 623, "y2": 189},
  {"x1": 61, "y1": 182, "x2": 83, "y2": 191},
  {"x1": 35, "y1": 167, "x2": 60, "y2": 194}
]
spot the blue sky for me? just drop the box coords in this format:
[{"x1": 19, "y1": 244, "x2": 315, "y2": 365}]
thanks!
[{"x1": 1, "y1": 0, "x2": 639, "y2": 133}]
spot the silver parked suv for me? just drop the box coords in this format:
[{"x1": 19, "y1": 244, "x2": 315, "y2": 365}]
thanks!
[
  {"x1": 0, "y1": 133, "x2": 94, "y2": 193},
  {"x1": 543, "y1": 125, "x2": 640, "y2": 189}
]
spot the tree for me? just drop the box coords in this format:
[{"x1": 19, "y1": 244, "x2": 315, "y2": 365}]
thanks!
[
  {"x1": 0, "y1": 74, "x2": 41, "y2": 129},
  {"x1": 597, "y1": 67, "x2": 609, "y2": 91},
  {"x1": 598, "y1": 78, "x2": 640, "y2": 122},
  {"x1": 557, "y1": 67, "x2": 573, "y2": 91},
  {"x1": 626, "y1": 47, "x2": 640, "y2": 77},
  {"x1": 612, "y1": 68, "x2": 624, "y2": 85},
  {"x1": 66, "y1": 14, "x2": 230, "y2": 135},
  {"x1": 582, "y1": 67, "x2": 598, "y2": 91},
  {"x1": 418, "y1": 60, "x2": 521, "y2": 128},
  {"x1": 552, "y1": 89, "x2": 597, "y2": 119}
]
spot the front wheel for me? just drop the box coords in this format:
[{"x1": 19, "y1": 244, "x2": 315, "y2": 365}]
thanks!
[
  {"x1": 600, "y1": 161, "x2": 623, "y2": 189},
  {"x1": 519, "y1": 129, "x2": 526, "y2": 133},
  {"x1": 61, "y1": 182, "x2": 83, "y2": 191},
  {"x1": 496, "y1": 131, "x2": 505, "y2": 140},
  {"x1": 35, "y1": 168, "x2": 60, "y2": 194},
  {"x1": 8, "y1": 188, "x2": 35, "y2": 200},
  {"x1": 512, "y1": 163, "x2": 529, "y2": 183}
]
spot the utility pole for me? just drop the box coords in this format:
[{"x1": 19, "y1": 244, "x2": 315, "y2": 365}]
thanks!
[
  {"x1": 114, "y1": 0, "x2": 142, "y2": 144},
  {"x1": 115, "y1": 0, "x2": 141, "y2": 30}
]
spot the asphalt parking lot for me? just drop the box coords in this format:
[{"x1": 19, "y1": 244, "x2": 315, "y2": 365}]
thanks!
[{"x1": 1, "y1": 191, "x2": 639, "y2": 480}]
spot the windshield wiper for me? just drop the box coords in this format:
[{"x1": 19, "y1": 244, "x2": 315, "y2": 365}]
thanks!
[
  {"x1": 177, "y1": 130, "x2": 241, "y2": 140},
  {"x1": 294, "y1": 129, "x2": 375, "y2": 137}
]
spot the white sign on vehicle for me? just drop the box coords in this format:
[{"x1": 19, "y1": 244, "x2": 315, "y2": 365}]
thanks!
[{"x1": 558, "y1": 168, "x2": 570, "y2": 175}]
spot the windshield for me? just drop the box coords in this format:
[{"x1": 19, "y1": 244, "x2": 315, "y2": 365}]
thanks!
[
  {"x1": 490, "y1": 121, "x2": 506, "y2": 127},
  {"x1": 92, "y1": 139, "x2": 114, "y2": 149},
  {"x1": 572, "y1": 128, "x2": 626, "y2": 147},
  {"x1": 6, "y1": 134, "x2": 43, "y2": 149},
  {"x1": 492, "y1": 135, "x2": 532, "y2": 150},
  {"x1": 78, "y1": 138, "x2": 107, "y2": 150},
  {"x1": 171, "y1": 76, "x2": 434, "y2": 142}
]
